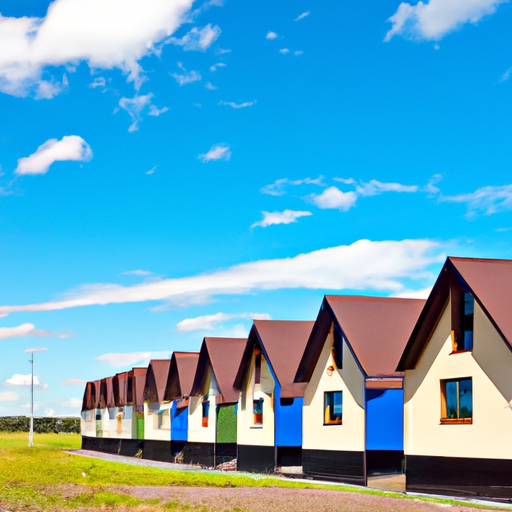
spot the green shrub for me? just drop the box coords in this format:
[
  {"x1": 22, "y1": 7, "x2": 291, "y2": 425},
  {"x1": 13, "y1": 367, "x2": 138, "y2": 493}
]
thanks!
[{"x1": 0, "y1": 416, "x2": 80, "y2": 433}]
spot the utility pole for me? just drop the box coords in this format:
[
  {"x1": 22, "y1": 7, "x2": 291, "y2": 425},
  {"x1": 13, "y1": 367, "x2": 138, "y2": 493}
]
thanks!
[{"x1": 25, "y1": 347, "x2": 47, "y2": 448}]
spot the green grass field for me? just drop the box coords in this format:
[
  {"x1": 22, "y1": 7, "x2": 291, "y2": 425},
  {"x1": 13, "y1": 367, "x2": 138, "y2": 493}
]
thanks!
[{"x1": 0, "y1": 433, "x2": 503, "y2": 511}]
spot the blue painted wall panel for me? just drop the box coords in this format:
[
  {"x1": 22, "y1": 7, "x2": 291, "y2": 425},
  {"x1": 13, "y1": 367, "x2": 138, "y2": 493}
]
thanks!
[
  {"x1": 275, "y1": 383, "x2": 303, "y2": 447},
  {"x1": 365, "y1": 389, "x2": 403, "y2": 451},
  {"x1": 171, "y1": 401, "x2": 188, "y2": 442}
]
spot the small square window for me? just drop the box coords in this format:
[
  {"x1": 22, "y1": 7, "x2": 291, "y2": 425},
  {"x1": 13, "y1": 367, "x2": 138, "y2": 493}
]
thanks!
[
  {"x1": 324, "y1": 391, "x2": 342, "y2": 425},
  {"x1": 441, "y1": 378, "x2": 472, "y2": 424},
  {"x1": 253, "y1": 398, "x2": 263, "y2": 425}
]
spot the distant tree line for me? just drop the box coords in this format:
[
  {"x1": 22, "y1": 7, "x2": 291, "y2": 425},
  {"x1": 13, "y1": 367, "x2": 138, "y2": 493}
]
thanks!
[{"x1": 0, "y1": 416, "x2": 80, "y2": 433}]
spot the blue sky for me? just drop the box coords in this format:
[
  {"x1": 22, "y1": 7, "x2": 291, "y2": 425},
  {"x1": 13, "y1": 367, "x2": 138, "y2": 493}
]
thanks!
[{"x1": 1, "y1": 0, "x2": 512, "y2": 417}]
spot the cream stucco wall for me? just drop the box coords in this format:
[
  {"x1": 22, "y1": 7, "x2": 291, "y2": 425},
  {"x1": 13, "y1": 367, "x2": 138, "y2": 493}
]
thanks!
[
  {"x1": 81, "y1": 409, "x2": 96, "y2": 437},
  {"x1": 404, "y1": 298, "x2": 512, "y2": 459},
  {"x1": 144, "y1": 402, "x2": 172, "y2": 441},
  {"x1": 302, "y1": 327, "x2": 365, "y2": 452},
  {"x1": 237, "y1": 352, "x2": 275, "y2": 447},
  {"x1": 188, "y1": 395, "x2": 216, "y2": 443}
]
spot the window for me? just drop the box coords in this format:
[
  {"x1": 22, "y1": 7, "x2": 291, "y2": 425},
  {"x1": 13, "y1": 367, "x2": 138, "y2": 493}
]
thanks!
[
  {"x1": 254, "y1": 349, "x2": 262, "y2": 385},
  {"x1": 253, "y1": 398, "x2": 263, "y2": 424},
  {"x1": 108, "y1": 407, "x2": 117, "y2": 420},
  {"x1": 331, "y1": 324, "x2": 343, "y2": 369},
  {"x1": 324, "y1": 391, "x2": 342, "y2": 425},
  {"x1": 202, "y1": 400, "x2": 210, "y2": 427},
  {"x1": 441, "y1": 378, "x2": 472, "y2": 424},
  {"x1": 451, "y1": 290, "x2": 474, "y2": 352},
  {"x1": 127, "y1": 377, "x2": 133, "y2": 403},
  {"x1": 158, "y1": 410, "x2": 170, "y2": 429}
]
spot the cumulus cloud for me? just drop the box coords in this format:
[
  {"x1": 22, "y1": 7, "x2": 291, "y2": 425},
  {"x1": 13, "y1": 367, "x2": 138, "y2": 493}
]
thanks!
[
  {"x1": 0, "y1": 323, "x2": 75, "y2": 340},
  {"x1": 122, "y1": 269, "x2": 153, "y2": 276},
  {"x1": 168, "y1": 24, "x2": 221, "y2": 51},
  {"x1": 177, "y1": 312, "x2": 271, "y2": 332},
  {"x1": 15, "y1": 136, "x2": 92, "y2": 175},
  {"x1": 89, "y1": 77, "x2": 107, "y2": 89},
  {"x1": 61, "y1": 378, "x2": 85, "y2": 386},
  {"x1": 355, "y1": 179, "x2": 418, "y2": 196},
  {"x1": 251, "y1": 209, "x2": 312, "y2": 228},
  {"x1": 310, "y1": 186, "x2": 358, "y2": 211},
  {"x1": 210, "y1": 62, "x2": 227, "y2": 72},
  {"x1": 65, "y1": 398, "x2": 83, "y2": 408},
  {"x1": 440, "y1": 184, "x2": 512, "y2": 217},
  {"x1": 279, "y1": 48, "x2": 290, "y2": 54},
  {"x1": 95, "y1": 351, "x2": 152, "y2": 368},
  {"x1": 172, "y1": 62, "x2": 201, "y2": 86},
  {"x1": 4, "y1": 374, "x2": 47, "y2": 388},
  {"x1": 148, "y1": 104, "x2": 169, "y2": 116},
  {"x1": 266, "y1": 31, "x2": 278, "y2": 39},
  {"x1": 294, "y1": 12, "x2": 310, "y2": 21},
  {"x1": 260, "y1": 176, "x2": 324, "y2": 196},
  {"x1": 393, "y1": 287, "x2": 433, "y2": 299},
  {"x1": 204, "y1": 81, "x2": 217, "y2": 90},
  {"x1": 117, "y1": 93, "x2": 154, "y2": 132},
  {"x1": 218, "y1": 100, "x2": 256, "y2": 109},
  {"x1": 385, "y1": 0, "x2": 507, "y2": 42},
  {"x1": 0, "y1": 0, "x2": 196, "y2": 97},
  {"x1": 294, "y1": 51, "x2": 303, "y2": 56},
  {"x1": 499, "y1": 67, "x2": 512, "y2": 83},
  {"x1": 199, "y1": 144, "x2": 231, "y2": 162},
  {"x1": 0, "y1": 239, "x2": 444, "y2": 317},
  {"x1": 0, "y1": 392, "x2": 19, "y2": 401}
]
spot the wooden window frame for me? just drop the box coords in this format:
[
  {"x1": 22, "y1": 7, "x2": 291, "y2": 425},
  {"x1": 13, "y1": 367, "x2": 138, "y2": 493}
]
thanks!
[
  {"x1": 324, "y1": 391, "x2": 343, "y2": 425},
  {"x1": 440, "y1": 378, "x2": 472, "y2": 425}
]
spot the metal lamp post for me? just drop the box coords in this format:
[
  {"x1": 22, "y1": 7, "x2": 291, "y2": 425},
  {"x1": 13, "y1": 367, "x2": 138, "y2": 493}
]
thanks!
[{"x1": 25, "y1": 347, "x2": 47, "y2": 447}]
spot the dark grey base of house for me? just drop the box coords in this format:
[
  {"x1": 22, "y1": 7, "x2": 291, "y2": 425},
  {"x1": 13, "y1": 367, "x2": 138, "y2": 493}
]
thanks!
[
  {"x1": 277, "y1": 446, "x2": 302, "y2": 467},
  {"x1": 143, "y1": 440, "x2": 188, "y2": 463},
  {"x1": 302, "y1": 449, "x2": 366, "y2": 486},
  {"x1": 216, "y1": 442, "x2": 237, "y2": 466},
  {"x1": 366, "y1": 450, "x2": 403, "y2": 475},
  {"x1": 182, "y1": 442, "x2": 215, "y2": 467},
  {"x1": 81, "y1": 435, "x2": 141, "y2": 457},
  {"x1": 237, "y1": 444, "x2": 275, "y2": 473},
  {"x1": 406, "y1": 455, "x2": 512, "y2": 499}
]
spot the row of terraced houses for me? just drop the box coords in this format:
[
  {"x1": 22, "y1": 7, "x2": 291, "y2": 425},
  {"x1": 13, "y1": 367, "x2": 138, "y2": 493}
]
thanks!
[{"x1": 81, "y1": 256, "x2": 512, "y2": 499}]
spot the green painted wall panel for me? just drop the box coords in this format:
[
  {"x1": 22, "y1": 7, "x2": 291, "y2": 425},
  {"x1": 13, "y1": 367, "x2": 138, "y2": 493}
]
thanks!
[{"x1": 216, "y1": 404, "x2": 237, "y2": 444}]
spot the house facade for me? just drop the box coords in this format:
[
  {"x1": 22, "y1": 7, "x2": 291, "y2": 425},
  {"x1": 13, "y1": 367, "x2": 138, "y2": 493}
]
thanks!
[
  {"x1": 398, "y1": 257, "x2": 512, "y2": 498},
  {"x1": 295, "y1": 295, "x2": 425, "y2": 485}
]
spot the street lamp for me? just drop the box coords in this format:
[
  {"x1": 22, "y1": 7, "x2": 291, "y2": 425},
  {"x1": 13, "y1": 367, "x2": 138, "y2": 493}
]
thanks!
[{"x1": 25, "y1": 347, "x2": 47, "y2": 447}]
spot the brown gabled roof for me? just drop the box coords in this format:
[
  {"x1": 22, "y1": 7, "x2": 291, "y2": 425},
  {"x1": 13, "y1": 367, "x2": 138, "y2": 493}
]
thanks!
[
  {"x1": 296, "y1": 295, "x2": 425, "y2": 382},
  {"x1": 144, "y1": 360, "x2": 171, "y2": 404},
  {"x1": 398, "y1": 256, "x2": 512, "y2": 370},
  {"x1": 190, "y1": 337, "x2": 247, "y2": 403},
  {"x1": 164, "y1": 352, "x2": 200, "y2": 401},
  {"x1": 132, "y1": 367, "x2": 148, "y2": 407},
  {"x1": 98, "y1": 377, "x2": 115, "y2": 409},
  {"x1": 81, "y1": 380, "x2": 100, "y2": 411},
  {"x1": 113, "y1": 371, "x2": 128, "y2": 407},
  {"x1": 234, "y1": 320, "x2": 314, "y2": 398}
]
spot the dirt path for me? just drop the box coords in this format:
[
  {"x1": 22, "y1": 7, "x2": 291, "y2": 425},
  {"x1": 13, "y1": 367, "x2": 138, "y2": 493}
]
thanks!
[{"x1": 113, "y1": 485, "x2": 505, "y2": 512}]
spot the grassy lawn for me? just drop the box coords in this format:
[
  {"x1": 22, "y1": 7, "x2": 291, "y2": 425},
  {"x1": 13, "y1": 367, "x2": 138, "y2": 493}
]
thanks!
[{"x1": 0, "y1": 433, "x2": 504, "y2": 511}]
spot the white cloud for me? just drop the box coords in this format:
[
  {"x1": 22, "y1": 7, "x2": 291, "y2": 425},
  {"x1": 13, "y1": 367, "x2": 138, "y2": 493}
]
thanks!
[
  {"x1": 95, "y1": 351, "x2": 152, "y2": 368},
  {"x1": 385, "y1": 0, "x2": 507, "y2": 42},
  {"x1": 0, "y1": 239, "x2": 444, "y2": 316},
  {"x1": 499, "y1": 67, "x2": 512, "y2": 83},
  {"x1": 251, "y1": 210, "x2": 312, "y2": 228},
  {"x1": 294, "y1": 12, "x2": 310, "y2": 21},
  {"x1": 218, "y1": 100, "x2": 256, "y2": 109},
  {"x1": 122, "y1": 269, "x2": 153, "y2": 276},
  {"x1": 146, "y1": 166, "x2": 157, "y2": 175},
  {"x1": 215, "y1": 48, "x2": 231, "y2": 55},
  {"x1": 177, "y1": 312, "x2": 271, "y2": 332},
  {"x1": 65, "y1": 398, "x2": 83, "y2": 408},
  {"x1": 310, "y1": 186, "x2": 358, "y2": 211},
  {"x1": 260, "y1": 176, "x2": 324, "y2": 196},
  {"x1": 0, "y1": 392, "x2": 19, "y2": 401},
  {"x1": 61, "y1": 378, "x2": 85, "y2": 386},
  {"x1": 199, "y1": 144, "x2": 231, "y2": 162},
  {"x1": 0, "y1": 323, "x2": 75, "y2": 340},
  {"x1": 168, "y1": 24, "x2": 221, "y2": 51},
  {"x1": 204, "y1": 82, "x2": 217, "y2": 90},
  {"x1": 279, "y1": 48, "x2": 290, "y2": 54},
  {"x1": 393, "y1": 287, "x2": 433, "y2": 299},
  {"x1": 4, "y1": 374, "x2": 47, "y2": 388},
  {"x1": 294, "y1": 51, "x2": 303, "y2": 56},
  {"x1": 89, "y1": 77, "x2": 106, "y2": 89},
  {"x1": 45, "y1": 408, "x2": 55, "y2": 417},
  {"x1": 148, "y1": 104, "x2": 169, "y2": 116},
  {"x1": 15, "y1": 136, "x2": 92, "y2": 176},
  {"x1": 172, "y1": 62, "x2": 201, "y2": 86},
  {"x1": 423, "y1": 173, "x2": 442, "y2": 194},
  {"x1": 0, "y1": 0, "x2": 196, "y2": 97},
  {"x1": 266, "y1": 31, "x2": 278, "y2": 39},
  {"x1": 117, "y1": 93, "x2": 154, "y2": 132},
  {"x1": 355, "y1": 179, "x2": 419, "y2": 197},
  {"x1": 440, "y1": 184, "x2": 512, "y2": 217},
  {"x1": 210, "y1": 62, "x2": 227, "y2": 72}
]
